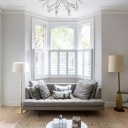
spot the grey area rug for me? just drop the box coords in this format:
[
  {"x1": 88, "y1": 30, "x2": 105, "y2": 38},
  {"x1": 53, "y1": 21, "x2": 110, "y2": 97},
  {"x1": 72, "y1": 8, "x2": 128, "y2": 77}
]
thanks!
[
  {"x1": 14, "y1": 111, "x2": 118, "y2": 128},
  {"x1": 15, "y1": 121, "x2": 118, "y2": 128}
]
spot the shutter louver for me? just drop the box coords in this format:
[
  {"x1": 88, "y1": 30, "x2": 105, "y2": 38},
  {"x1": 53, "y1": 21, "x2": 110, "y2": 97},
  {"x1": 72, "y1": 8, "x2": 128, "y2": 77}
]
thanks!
[
  {"x1": 68, "y1": 52, "x2": 75, "y2": 75},
  {"x1": 84, "y1": 50, "x2": 92, "y2": 79},
  {"x1": 34, "y1": 50, "x2": 43, "y2": 79},
  {"x1": 51, "y1": 52, "x2": 58, "y2": 75},
  {"x1": 77, "y1": 52, "x2": 83, "y2": 76},
  {"x1": 77, "y1": 50, "x2": 92, "y2": 79},
  {"x1": 43, "y1": 51, "x2": 48, "y2": 75},
  {"x1": 34, "y1": 50, "x2": 48, "y2": 79},
  {"x1": 59, "y1": 52, "x2": 66, "y2": 75}
]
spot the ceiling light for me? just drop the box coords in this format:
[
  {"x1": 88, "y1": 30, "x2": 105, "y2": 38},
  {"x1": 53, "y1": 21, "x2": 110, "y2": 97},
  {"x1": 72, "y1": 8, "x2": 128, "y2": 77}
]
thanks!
[{"x1": 41, "y1": 0, "x2": 82, "y2": 16}]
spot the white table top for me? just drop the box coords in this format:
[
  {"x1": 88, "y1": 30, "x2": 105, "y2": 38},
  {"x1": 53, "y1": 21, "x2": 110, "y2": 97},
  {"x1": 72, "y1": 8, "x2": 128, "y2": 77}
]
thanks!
[{"x1": 46, "y1": 119, "x2": 88, "y2": 128}]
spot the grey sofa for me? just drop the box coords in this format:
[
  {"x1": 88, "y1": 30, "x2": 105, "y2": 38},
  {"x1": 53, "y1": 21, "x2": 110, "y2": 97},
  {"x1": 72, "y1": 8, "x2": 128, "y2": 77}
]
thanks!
[{"x1": 23, "y1": 83, "x2": 104, "y2": 112}]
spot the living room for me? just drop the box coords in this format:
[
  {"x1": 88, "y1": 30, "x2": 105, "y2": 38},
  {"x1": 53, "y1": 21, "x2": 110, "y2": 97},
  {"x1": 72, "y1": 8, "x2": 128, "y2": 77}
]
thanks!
[{"x1": 0, "y1": 0, "x2": 128, "y2": 128}]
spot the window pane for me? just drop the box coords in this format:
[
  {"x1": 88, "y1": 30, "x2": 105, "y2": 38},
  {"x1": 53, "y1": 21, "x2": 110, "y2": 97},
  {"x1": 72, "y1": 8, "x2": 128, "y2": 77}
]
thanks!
[
  {"x1": 68, "y1": 52, "x2": 75, "y2": 75},
  {"x1": 51, "y1": 52, "x2": 58, "y2": 75},
  {"x1": 79, "y1": 23, "x2": 91, "y2": 49},
  {"x1": 51, "y1": 27, "x2": 74, "y2": 49},
  {"x1": 35, "y1": 25, "x2": 45, "y2": 49},
  {"x1": 59, "y1": 52, "x2": 66, "y2": 75}
]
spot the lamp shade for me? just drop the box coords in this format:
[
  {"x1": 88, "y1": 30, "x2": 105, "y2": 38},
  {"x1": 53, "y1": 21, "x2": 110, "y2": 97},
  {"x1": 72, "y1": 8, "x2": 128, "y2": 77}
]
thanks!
[
  {"x1": 108, "y1": 55, "x2": 124, "y2": 72},
  {"x1": 12, "y1": 62, "x2": 29, "y2": 73}
]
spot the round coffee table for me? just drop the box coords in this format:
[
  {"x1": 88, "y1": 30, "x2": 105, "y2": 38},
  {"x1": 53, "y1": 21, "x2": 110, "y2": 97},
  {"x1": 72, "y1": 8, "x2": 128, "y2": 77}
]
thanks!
[{"x1": 46, "y1": 119, "x2": 88, "y2": 128}]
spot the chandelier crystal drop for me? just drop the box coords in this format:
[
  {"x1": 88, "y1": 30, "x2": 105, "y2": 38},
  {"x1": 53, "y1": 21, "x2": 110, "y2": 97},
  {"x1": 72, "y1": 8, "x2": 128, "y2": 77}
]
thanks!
[{"x1": 41, "y1": 0, "x2": 82, "y2": 16}]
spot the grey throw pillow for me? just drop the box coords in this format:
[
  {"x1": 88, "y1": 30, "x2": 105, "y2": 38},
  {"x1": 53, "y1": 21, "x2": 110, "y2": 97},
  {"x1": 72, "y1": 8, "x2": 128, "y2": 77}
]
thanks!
[
  {"x1": 28, "y1": 85, "x2": 42, "y2": 100},
  {"x1": 53, "y1": 90, "x2": 72, "y2": 99},
  {"x1": 73, "y1": 80, "x2": 94, "y2": 99},
  {"x1": 39, "y1": 84, "x2": 50, "y2": 99},
  {"x1": 89, "y1": 81, "x2": 98, "y2": 99},
  {"x1": 54, "y1": 84, "x2": 71, "y2": 91}
]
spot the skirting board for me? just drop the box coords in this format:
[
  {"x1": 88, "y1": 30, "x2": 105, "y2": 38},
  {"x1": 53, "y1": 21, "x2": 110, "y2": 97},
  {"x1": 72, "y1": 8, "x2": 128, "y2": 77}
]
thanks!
[
  {"x1": 105, "y1": 102, "x2": 115, "y2": 107},
  {"x1": 3, "y1": 101, "x2": 19, "y2": 106}
]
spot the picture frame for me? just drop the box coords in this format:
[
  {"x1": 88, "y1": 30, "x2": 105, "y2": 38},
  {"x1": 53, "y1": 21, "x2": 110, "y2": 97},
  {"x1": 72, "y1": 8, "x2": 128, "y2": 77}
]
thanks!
[{"x1": 122, "y1": 93, "x2": 128, "y2": 108}]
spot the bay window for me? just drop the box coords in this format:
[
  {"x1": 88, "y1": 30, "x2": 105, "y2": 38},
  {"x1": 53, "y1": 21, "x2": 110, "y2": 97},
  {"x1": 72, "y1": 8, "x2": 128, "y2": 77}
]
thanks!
[{"x1": 32, "y1": 18, "x2": 94, "y2": 80}]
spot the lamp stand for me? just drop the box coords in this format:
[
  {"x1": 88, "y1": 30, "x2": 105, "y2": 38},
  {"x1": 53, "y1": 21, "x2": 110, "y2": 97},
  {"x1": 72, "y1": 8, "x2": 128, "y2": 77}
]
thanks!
[
  {"x1": 114, "y1": 72, "x2": 124, "y2": 112},
  {"x1": 16, "y1": 73, "x2": 26, "y2": 114}
]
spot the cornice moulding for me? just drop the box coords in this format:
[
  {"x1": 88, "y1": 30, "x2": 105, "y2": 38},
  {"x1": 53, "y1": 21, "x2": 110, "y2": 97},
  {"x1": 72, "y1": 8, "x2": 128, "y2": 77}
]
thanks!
[
  {"x1": 1, "y1": 6, "x2": 102, "y2": 21},
  {"x1": 101, "y1": 6, "x2": 128, "y2": 14}
]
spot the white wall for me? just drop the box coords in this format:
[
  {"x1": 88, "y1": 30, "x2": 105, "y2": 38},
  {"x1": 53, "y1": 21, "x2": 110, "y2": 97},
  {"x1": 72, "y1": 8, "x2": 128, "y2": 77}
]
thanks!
[
  {"x1": 0, "y1": 10, "x2": 2, "y2": 106},
  {"x1": 94, "y1": 13, "x2": 102, "y2": 86},
  {"x1": 2, "y1": 13, "x2": 25, "y2": 106},
  {"x1": 102, "y1": 12, "x2": 128, "y2": 106},
  {"x1": 25, "y1": 14, "x2": 32, "y2": 87}
]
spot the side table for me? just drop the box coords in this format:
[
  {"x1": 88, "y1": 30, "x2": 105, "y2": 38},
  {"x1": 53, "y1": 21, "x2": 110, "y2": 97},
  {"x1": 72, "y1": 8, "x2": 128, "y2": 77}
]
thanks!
[{"x1": 46, "y1": 119, "x2": 88, "y2": 128}]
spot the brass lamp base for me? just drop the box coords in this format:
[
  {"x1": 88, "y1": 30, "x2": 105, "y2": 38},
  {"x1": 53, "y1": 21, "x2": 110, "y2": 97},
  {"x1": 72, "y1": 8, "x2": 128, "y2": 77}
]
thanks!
[
  {"x1": 15, "y1": 108, "x2": 28, "y2": 114},
  {"x1": 115, "y1": 92, "x2": 125, "y2": 112},
  {"x1": 114, "y1": 107, "x2": 124, "y2": 112}
]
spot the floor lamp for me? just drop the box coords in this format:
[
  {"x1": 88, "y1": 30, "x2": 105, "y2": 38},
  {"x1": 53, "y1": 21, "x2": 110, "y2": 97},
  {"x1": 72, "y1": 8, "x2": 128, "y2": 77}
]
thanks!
[
  {"x1": 12, "y1": 62, "x2": 29, "y2": 114},
  {"x1": 108, "y1": 55, "x2": 124, "y2": 112}
]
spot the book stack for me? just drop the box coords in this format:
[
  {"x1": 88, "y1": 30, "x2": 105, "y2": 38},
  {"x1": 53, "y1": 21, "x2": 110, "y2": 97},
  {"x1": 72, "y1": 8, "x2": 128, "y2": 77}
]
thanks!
[{"x1": 53, "y1": 118, "x2": 67, "y2": 128}]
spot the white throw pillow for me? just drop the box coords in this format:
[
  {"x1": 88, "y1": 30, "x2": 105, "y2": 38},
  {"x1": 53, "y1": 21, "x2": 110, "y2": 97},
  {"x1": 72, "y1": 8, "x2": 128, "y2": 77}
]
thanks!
[{"x1": 54, "y1": 84, "x2": 71, "y2": 91}]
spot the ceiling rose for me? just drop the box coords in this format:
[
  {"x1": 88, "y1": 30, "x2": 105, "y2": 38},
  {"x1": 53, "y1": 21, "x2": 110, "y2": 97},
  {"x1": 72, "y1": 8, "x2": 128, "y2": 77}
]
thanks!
[{"x1": 41, "y1": 0, "x2": 83, "y2": 16}]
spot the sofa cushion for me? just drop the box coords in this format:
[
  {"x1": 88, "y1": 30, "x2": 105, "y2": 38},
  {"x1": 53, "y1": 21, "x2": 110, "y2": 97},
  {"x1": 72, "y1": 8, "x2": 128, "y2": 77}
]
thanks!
[
  {"x1": 54, "y1": 84, "x2": 71, "y2": 91},
  {"x1": 53, "y1": 90, "x2": 72, "y2": 99},
  {"x1": 39, "y1": 84, "x2": 50, "y2": 99},
  {"x1": 73, "y1": 80, "x2": 94, "y2": 99},
  {"x1": 23, "y1": 96, "x2": 104, "y2": 107},
  {"x1": 27, "y1": 85, "x2": 42, "y2": 100}
]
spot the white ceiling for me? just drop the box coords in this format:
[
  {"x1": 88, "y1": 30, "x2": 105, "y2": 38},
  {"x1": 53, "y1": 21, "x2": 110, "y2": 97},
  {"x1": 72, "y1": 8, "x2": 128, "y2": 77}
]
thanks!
[{"x1": 1, "y1": 0, "x2": 128, "y2": 18}]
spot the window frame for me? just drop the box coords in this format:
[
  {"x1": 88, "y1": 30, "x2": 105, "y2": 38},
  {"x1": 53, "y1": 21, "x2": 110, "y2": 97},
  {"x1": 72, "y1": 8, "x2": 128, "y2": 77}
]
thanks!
[{"x1": 77, "y1": 18, "x2": 94, "y2": 79}]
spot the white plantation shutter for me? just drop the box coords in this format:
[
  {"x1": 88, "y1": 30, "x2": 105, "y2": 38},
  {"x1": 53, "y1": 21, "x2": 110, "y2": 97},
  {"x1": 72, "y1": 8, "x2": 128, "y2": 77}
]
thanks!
[
  {"x1": 51, "y1": 52, "x2": 58, "y2": 75},
  {"x1": 34, "y1": 50, "x2": 43, "y2": 79},
  {"x1": 59, "y1": 52, "x2": 66, "y2": 75},
  {"x1": 77, "y1": 49, "x2": 92, "y2": 80},
  {"x1": 68, "y1": 52, "x2": 75, "y2": 75},
  {"x1": 84, "y1": 50, "x2": 92, "y2": 79},
  {"x1": 43, "y1": 51, "x2": 48, "y2": 75},
  {"x1": 77, "y1": 52, "x2": 83, "y2": 75},
  {"x1": 34, "y1": 50, "x2": 48, "y2": 79}
]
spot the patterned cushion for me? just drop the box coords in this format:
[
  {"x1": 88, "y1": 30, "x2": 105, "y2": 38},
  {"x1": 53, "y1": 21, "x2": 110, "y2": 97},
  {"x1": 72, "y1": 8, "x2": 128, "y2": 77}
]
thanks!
[
  {"x1": 73, "y1": 80, "x2": 94, "y2": 99},
  {"x1": 39, "y1": 84, "x2": 50, "y2": 99},
  {"x1": 54, "y1": 85, "x2": 71, "y2": 91},
  {"x1": 29, "y1": 80, "x2": 44, "y2": 87},
  {"x1": 53, "y1": 90, "x2": 72, "y2": 99},
  {"x1": 27, "y1": 85, "x2": 42, "y2": 100}
]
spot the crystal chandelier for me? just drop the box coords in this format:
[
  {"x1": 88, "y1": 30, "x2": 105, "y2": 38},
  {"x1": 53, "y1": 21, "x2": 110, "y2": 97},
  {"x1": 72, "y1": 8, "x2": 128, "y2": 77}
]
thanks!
[{"x1": 41, "y1": 0, "x2": 82, "y2": 16}]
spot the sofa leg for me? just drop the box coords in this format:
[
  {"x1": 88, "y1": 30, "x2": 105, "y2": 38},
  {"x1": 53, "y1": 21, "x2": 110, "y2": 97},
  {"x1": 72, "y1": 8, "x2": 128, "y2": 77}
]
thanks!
[
  {"x1": 38, "y1": 111, "x2": 41, "y2": 117},
  {"x1": 85, "y1": 111, "x2": 89, "y2": 116}
]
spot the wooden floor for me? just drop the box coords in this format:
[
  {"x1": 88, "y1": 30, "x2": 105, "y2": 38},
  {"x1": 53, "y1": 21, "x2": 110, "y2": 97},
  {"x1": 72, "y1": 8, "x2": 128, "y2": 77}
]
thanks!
[{"x1": 0, "y1": 107, "x2": 128, "y2": 128}]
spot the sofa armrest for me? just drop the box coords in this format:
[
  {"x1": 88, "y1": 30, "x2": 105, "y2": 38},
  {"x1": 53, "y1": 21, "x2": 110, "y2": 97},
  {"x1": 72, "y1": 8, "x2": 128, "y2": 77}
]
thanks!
[
  {"x1": 25, "y1": 88, "x2": 31, "y2": 99},
  {"x1": 95, "y1": 86, "x2": 102, "y2": 99}
]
